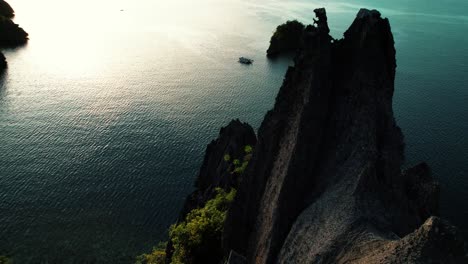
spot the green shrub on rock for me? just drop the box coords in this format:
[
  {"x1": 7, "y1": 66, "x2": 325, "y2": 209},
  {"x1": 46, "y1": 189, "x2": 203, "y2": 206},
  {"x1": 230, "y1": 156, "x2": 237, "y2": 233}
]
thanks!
[
  {"x1": 244, "y1": 145, "x2": 253, "y2": 154},
  {"x1": 0, "y1": 256, "x2": 12, "y2": 264},
  {"x1": 135, "y1": 242, "x2": 167, "y2": 264},
  {"x1": 169, "y1": 188, "x2": 236, "y2": 264},
  {"x1": 267, "y1": 20, "x2": 305, "y2": 56}
]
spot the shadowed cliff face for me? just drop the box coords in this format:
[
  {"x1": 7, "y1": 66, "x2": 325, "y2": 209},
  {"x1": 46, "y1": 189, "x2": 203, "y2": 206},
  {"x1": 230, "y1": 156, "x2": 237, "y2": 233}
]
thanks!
[
  {"x1": 223, "y1": 8, "x2": 467, "y2": 264},
  {"x1": 179, "y1": 119, "x2": 256, "y2": 219},
  {"x1": 164, "y1": 119, "x2": 256, "y2": 263}
]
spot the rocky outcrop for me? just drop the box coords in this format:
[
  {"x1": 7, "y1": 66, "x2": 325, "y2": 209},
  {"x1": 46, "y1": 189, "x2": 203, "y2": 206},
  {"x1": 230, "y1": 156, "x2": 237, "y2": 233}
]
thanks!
[
  {"x1": 164, "y1": 119, "x2": 256, "y2": 263},
  {"x1": 0, "y1": 0, "x2": 14, "y2": 18},
  {"x1": 0, "y1": 1, "x2": 27, "y2": 71},
  {"x1": 221, "y1": 8, "x2": 467, "y2": 264},
  {"x1": 0, "y1": 51, "x2": 6, "y2": 70},
  {"x1": 178, "y1": 119, "x2": 256, "y2": 218},
  {"x1": 334, "y1": 216, "x2": 467, "y2": 263},
  {"x1": 0, "y1": 16, "x2": 28, "y2": 46},
  {"x1": 0, "y1": 1, "x2": 27, "y2": 70},
  {"x1": 266, "y1": 20, "x2": 305, "y2": 57}
]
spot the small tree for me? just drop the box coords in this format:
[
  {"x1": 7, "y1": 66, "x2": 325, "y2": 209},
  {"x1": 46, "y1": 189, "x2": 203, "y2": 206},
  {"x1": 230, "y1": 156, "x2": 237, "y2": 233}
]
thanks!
[{"x1": 169, "y1": 188, "x2": 236, "y2": 264}]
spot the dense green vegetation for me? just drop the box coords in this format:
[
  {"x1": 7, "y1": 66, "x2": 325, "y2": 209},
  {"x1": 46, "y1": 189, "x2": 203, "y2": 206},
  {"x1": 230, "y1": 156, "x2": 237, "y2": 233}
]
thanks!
[
  {"x1": 0, "y1": 256, "x2": 11, "y2": 264},
  {"x1": 170, "y1": 188, "x2": 236, "y2": 264},
  {"x1": 231, "y1": 145, "x2": 253, "y2": 174},
  {"x1": 137, "y1": 145, "x2": 254, "y2": 263},
  {"x1": 136, "y1": 188, "x2": 236, "y2": 264},
  {"x1": 136, "y1": 242, "x2": 167, "y2": 264},
  {"x1": 267, "y1": 20, "x2": 305, "y2": 56}
]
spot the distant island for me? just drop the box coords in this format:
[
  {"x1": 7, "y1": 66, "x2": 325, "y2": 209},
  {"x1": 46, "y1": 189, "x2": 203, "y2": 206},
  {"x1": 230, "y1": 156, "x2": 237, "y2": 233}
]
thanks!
[
  {"x1": 0, "y1": 16, "x2": 28, "y2": 46},
  {"x1": 138, "y1": 8, "x2": 468, "y2": 264},
  {"x1": 0, "y1": 0, "x2": 28, "y2": 71},
  {"x1": 0, "y1": 0, "x2": 14, "y2": 18},
  {"x1": 266, "y1": 20, "x2": 304, "y2": 57}
]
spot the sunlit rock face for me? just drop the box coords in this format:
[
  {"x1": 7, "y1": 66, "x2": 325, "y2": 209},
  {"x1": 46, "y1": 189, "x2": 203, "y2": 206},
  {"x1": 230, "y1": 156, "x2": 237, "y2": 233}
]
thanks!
[{"x1": 223, "y1": 8, "x2": 467, "y2": 264}]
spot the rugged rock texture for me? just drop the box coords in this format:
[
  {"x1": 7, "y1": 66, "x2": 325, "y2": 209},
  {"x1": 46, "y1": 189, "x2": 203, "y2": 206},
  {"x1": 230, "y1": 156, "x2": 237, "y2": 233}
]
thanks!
[
  {"x1": 179, "y1": 119, "x2": 256, "y2": 218},
  {"x1": 222, "y1": 8, "x2": 467, "y2": 264},
  {"x1": 334, "y1": 216, "x2": 467, "y2": 263},
  {"x1": 164, "y1": 119, "x2": 256, "y2": 262},
  {"x1": 0, "y1": 16, "x2": 28, "y2": 46},
  {"x1": 0, "y1": 0, "x2": 14, "y2": 18},
  {"x1": 266, "y1": 20, "x2": 305, "y2": 57}
]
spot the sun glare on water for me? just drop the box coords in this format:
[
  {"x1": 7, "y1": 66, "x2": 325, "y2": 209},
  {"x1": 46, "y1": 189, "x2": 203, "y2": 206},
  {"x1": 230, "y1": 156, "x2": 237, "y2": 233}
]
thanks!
[{"x1": 7, "y1": 0, "x2": 234, "y2": 78}]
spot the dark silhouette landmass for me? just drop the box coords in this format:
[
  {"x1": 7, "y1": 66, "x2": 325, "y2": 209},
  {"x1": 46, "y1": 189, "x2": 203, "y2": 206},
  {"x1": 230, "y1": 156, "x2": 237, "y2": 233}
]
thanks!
[
  {"x1": 0, "y1": 0, "x2": 28, "y2": 70},
  {"x1": 0, "y1": 16, "x2": 28, "y2": 47},
  {"x1": 266, "y1": 20, "x2": 305, "y2": 57},
  {"x1": 0, "y1": 51, "x2": 6, "y2": 70},
  {"x1": 142, "y1": 7, "x2": 467, "y2": 264},
  {"x1": 0, "y1": 0, "x2": 14, "y2": 18}
]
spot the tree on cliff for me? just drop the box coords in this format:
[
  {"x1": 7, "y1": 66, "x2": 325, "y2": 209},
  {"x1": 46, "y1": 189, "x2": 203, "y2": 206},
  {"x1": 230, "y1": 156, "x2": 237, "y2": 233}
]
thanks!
[{"x1": 266, "y1": 20, "x2": 305, "y2": 57}]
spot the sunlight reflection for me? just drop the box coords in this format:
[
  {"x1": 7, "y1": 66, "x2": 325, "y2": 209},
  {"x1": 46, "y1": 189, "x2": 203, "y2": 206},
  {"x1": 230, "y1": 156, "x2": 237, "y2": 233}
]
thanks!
[{"x1": 9, "y1": 0, "x2": 240, "y2": 77}]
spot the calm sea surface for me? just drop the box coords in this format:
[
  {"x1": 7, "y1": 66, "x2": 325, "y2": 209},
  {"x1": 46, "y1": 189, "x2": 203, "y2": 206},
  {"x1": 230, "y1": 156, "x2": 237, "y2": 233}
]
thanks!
[{"x1": 1, "y1": 0, "x2": 467, "y2": 262}]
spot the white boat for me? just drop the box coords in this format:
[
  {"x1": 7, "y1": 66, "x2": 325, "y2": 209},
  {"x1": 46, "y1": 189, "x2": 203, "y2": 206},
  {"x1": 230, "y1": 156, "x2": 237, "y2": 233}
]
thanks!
[{"x1": 239, "y1": 57, "x2": 253, "y2": 64}]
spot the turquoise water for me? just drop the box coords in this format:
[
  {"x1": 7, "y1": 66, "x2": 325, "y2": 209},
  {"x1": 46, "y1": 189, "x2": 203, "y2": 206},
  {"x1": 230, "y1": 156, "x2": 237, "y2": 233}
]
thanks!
[{"x1": 0, "y1": 0, "x2": 467, "y2": 262}]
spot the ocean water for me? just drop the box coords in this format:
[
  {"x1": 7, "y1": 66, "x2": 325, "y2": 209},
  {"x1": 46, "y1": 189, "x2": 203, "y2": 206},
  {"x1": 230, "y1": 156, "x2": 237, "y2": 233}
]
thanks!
[{"x1": 0, "y1": 0, "x2": 467, "y2": 262}]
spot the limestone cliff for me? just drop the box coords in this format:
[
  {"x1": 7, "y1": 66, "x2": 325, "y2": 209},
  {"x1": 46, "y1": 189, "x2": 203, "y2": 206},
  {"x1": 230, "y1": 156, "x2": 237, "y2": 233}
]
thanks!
[
  {"x1": 220, "y1": 8, "x2": 467, "y2": 264},
  {"x1": 164, "y1": 120, "x2": 256, "y2": 263},
  {"x1": 162, "y1": 7, "x2": 467, "y2": 264},
  {"x1": 266, "y1": 20, "x2": 305, "y2": 57},
  {"x1": 178, "y1": 119, "x2": 256, "y2": 219}
]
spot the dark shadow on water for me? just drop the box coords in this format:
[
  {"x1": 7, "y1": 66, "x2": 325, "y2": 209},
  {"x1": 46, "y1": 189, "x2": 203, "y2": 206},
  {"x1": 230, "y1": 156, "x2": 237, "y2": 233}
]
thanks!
[
  {"x1": 266, "y1": 51, "x2": 296, "y2": 67},
  {"x1": 265, "y1": 52, "x2": 295, "y2": 73},
  {"x1": 266, "y1": 51, "x2": 296, "y2": 61}
]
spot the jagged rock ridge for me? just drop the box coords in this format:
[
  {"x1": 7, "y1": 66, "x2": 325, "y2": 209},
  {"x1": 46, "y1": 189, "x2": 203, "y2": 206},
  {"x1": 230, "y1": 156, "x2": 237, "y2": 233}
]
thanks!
[
  {"x1": 164, "y1": 119, "x2": 256, "y2": 262},
  {"x1": 220, "y1": 8, "x2": 468, "y2": 264}
]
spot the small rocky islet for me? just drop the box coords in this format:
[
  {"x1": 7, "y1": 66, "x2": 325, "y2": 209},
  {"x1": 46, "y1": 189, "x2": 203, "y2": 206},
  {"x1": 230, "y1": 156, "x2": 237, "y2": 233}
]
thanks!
[
  {"x1": 266, "y1": 20, "x2": 305, "y2": 57},
  {"x1": 0, "y1": 0, "x2": 28, "y2": 71}
]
